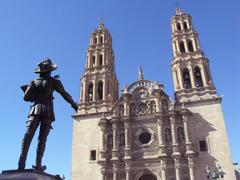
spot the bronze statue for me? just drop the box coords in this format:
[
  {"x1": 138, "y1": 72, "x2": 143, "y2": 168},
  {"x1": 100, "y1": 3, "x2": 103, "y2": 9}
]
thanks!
[{"x1": 18, "y1": 59, "x2": 78, "y2": 171}]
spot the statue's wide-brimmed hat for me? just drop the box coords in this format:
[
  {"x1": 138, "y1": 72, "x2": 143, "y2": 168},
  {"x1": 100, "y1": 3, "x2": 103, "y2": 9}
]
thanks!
[{"x1": 34, "y1": 59, "x2": 57, "y2": 73}]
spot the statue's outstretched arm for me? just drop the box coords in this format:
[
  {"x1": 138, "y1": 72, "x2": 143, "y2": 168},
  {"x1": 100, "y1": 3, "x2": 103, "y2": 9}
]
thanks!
[{"x1": 53, "y1": 78, "x2": 78, "y2": 111}]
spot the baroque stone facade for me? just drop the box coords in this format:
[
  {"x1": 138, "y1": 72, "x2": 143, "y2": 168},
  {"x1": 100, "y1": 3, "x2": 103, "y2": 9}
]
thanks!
[{"x1": 71, "y1": 8, "x2": 236, "y2": 180}]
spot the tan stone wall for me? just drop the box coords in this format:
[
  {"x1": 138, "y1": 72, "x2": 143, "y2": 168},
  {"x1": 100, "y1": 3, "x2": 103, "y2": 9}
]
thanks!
[
  {"x1": 71, "y1": 117, "x2": 102, "y2": 180},
  {"x1": 188, "y1": 102, "x2": 236, "y2": 180}
]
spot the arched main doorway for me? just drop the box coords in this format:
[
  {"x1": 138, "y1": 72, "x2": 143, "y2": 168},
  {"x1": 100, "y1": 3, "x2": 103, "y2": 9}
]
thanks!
[{"x1": 139, "y1": 174, "x2": 157, "y2": 180}]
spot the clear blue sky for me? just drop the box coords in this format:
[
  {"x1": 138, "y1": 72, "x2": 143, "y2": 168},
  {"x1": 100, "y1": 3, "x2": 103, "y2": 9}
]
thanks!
[{"x1": 0, "y1": 0, "x2": 239, "y2": 179}]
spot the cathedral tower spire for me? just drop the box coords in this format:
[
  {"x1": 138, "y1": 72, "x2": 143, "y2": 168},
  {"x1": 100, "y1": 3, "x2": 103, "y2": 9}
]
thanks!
[
  {"x1": 138, "y1": 65, "x2": 144, "y2": 80},
  {"x1": 79, "y1": 22, "x2": 119, "y2": 113},
  {"x1": 171, "y1": 8, "x2": 217, "y2": 102}
]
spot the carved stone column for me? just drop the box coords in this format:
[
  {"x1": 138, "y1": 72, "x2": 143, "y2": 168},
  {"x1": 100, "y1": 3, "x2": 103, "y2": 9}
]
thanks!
[
  {"x1": 113, "y1": 163, "x2": 118, "y2": 180},
  {"x1": 122, "y1": 88, "x2": 130, "y2": 116},
  {"x1": 157, "y1": 117, "x2": 166, "y2": 156},
  {"x1": 154, "y1": 90, "x2": 161, "y2": 112},
  {"x1": 93, "y1": 79, "x2": 96, "y2": 101},
  {"x1": 184, "y1": 40, "x2": 188, "y2": 53},
  {"x1": 101, "y1": 167, "x2": 106, "y2": 180},
  {"x1": 112, "y1": 119, "x2": 118, "y2": 160},
  {"x1": 160, "y1": 159, "x2": 167, "y2": 180},
  {"x1": 99, "y1": 117, "x2": 107, "y2": 160},
  {"x1": 173, "y1": 69, "x2": 180, "y2": 90},
  {"x1": 124, "y1": 120, "x2": 131, "y2": 159},
  {"x1": 170, "y1": 114, "x2": 177, "y2": 144},
  {"x1": 182, "y1": 115, "x2": 190, "y2": 143},
  {"x1": 125, "y1": 162, "x2": 130, "y2": 180},
  {"x1": 200, "y1": 64, "x2": 207, "y2": 87},
  {"x1": 182, "y1": 113, "x2": 194, "y2": 154},
  {"x1": 157, "y1": 117, "x2": 164, "y2": 145},
  {"x1": 103, "y1": 79, "x2": 106, "y2": 101},
  {"x1": 177, "y1": 66, "x2": 183, "y2": 90},
  {"x1": 188, "y1": 156, "x2": 195, "y2": 180},
  {"x1": 170, "y1": 114, "x2": 180, "y2": 155},
  {"x1": 174, "y1": 157, "x2": 181, "y2": 180},
  {"x1": 189, "y1": 65, "x2": 196, "y2": 89}
]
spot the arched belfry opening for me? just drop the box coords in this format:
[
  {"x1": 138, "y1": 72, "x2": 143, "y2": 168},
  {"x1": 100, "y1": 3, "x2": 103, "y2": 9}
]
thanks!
[
  {"x1": 182, "y1": 68, "x2": 192, "y2": 89},
  {"x1": 87, "y1": 82, "x2": 93, "y2": 102},
  {"x1": 179, "y1": 41, "x2": 186, "y2": 53},
  {"x1": 184, "y1": 21, "x2": 188, "y2": 29},
  {"x1": 177, "y1": 22, "x2": 181, "y2": 30},
  {"x1": 98, "y1": 81, "x2": 103, "y2": 100},
  {"x1": 138, "y1": 174, "x2": 157, "y2": 180},
  {"x1": 187, "y1": 40, "x2": 194, "y2": 52},
  {"x1": 194, "y1": 66, "x2": 203, "y2": 87},
  {"x1": 99, "y1": 54, "x2": 103, "y2": 66},
  {"x1": 91, "y1": 55, "x2": 96, "y2": 67}
]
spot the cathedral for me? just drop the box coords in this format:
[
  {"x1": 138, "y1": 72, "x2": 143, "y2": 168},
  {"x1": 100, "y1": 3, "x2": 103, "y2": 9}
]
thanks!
[{"x1": 71, "y1": 8, "x2": 236, "y2": 180}]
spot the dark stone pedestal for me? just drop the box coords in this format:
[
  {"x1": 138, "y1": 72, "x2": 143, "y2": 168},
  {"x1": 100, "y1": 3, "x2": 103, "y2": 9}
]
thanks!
[{"x1": 0, "y1": 169, "x2": 63, "y2": 180}]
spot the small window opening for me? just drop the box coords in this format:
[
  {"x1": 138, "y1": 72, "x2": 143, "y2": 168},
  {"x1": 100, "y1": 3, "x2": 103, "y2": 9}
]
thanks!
[
  {"x1": 99, "y1": 54, "x2": 103, "y2": 66},
  {"x1": 199, "y1": 140, "x2": 208, "y2": 151},
  {"x1": 194, "y1": 66, "x2": 203, "y2": 88},
  {"x1": 177, "y1": 23, "x2": 181, "y2": 30},
  {"x1": 183, "y1": 68, "x2": 192, "y2": 89},
  {"x1": 184, "y1": 22, "x2": 188, "y2": 29},
  {"x1": 188, "y1": 40, "x2": 194, "y2": 52},
  {"x1": 180, "y1": 41, "x2": 186, "y2": 53},
  {"x1": 90, "y1": 150, "x2": 96, "y2": 160},
  {"x1": 98, "y1": 81, "x2": 103, "y2": 100}
]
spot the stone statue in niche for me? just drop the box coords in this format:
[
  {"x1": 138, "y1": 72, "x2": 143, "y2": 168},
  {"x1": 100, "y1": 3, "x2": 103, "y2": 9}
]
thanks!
[{"x1": 165, "y1": 128, "x2": 172, "y2": 143}]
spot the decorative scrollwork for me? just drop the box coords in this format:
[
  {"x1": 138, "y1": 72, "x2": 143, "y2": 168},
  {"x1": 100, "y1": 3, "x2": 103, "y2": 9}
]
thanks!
[{"x1": 130, "y1": 100, "x2": 156, "y2": 116}]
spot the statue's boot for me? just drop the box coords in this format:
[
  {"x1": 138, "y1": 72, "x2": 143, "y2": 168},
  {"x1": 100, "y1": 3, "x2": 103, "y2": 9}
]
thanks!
[
  {"x1": 34, "y1": 121, "x2": 51, "y2": 172},
  {"x1": 18, "y1": 118, "x2": 39, "y2": 171},
  {"x1": 32, "y1": 164, "x2": 47, "y2": 171},
  {"x1": 18, "y1": 159, "x2": 25, "y2": 171}
]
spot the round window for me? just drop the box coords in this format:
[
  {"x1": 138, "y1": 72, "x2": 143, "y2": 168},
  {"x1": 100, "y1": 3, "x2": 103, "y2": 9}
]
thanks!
[{"x1": 139, "y1": 132, "x2": 151, "y2": 144}]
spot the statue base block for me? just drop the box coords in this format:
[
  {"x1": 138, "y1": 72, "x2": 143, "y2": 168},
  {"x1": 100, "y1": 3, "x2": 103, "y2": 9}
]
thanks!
[{"x1": 0, "y1": 169, "x2": 63, "y2": 180}]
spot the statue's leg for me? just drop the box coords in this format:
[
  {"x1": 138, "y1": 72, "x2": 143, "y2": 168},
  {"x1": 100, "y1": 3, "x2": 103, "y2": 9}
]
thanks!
[
  {"x1": 18, "y1": 116, "x2": 39, "y2": 170},
  {"x1": 34, "y1": 119, "x2": 52, "y2": 169}
]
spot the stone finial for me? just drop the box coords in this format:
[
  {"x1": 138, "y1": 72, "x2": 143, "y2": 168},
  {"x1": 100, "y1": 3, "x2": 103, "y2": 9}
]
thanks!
[
  {"x1": 138, "y1": 65, "x2": 144, "y2": 80},
  {"x1": 176, "y1": 8, "x2": 184, "y2": 15},
  {"x1": 98, "y1": 18, "x2": 105, "y2": 30},
  {"x1": 123, "y1": 85, "x2": 128, "y2": 94}
]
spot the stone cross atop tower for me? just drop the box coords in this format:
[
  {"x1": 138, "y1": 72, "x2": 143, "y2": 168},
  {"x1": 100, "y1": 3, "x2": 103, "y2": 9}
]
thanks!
[
  {"x1": 79, "y1": 22, "x2": 119, "y2": 114},
  {"x1": 171, "y1": 8, "x2": 217, "y2": 103}
]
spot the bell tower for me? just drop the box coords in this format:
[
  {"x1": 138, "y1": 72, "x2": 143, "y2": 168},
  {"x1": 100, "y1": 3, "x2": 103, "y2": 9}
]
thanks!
[
  {"x1": 170, "y1": 8, "x2": 236, "y2": 180},
  {"x1": 171, "y1": 8, "x2": 217, "y2": 103},
  {"x1": 79, "y1": 22, "x2": 119, "y2": 113},
  {"x1": 71, "y1": 23, "x2": 119, "y2": 180}
]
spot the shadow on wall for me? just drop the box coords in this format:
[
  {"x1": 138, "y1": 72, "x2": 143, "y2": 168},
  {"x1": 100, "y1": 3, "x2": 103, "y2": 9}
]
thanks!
[{"x1": 192, "y1": 112, "x2": 224, "y2": 178}]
